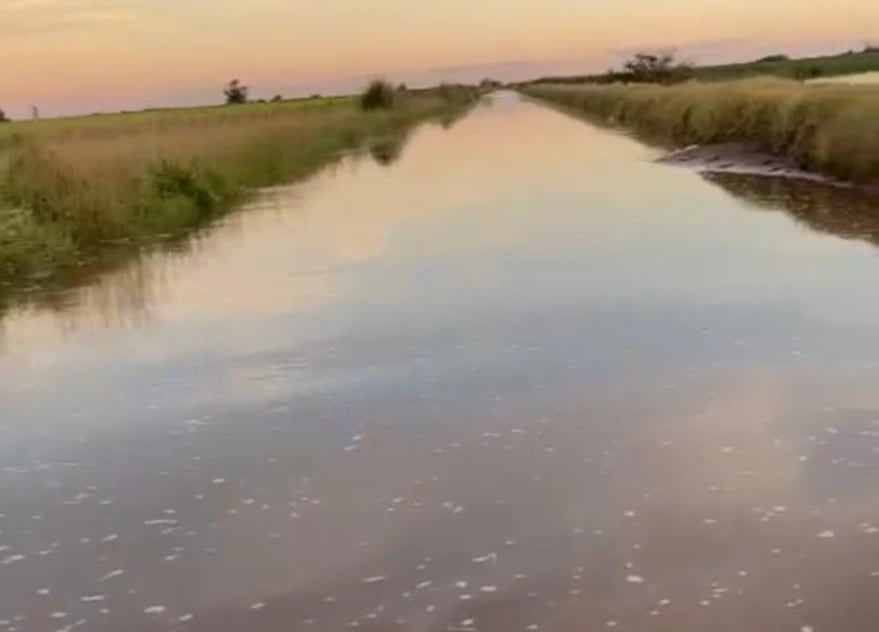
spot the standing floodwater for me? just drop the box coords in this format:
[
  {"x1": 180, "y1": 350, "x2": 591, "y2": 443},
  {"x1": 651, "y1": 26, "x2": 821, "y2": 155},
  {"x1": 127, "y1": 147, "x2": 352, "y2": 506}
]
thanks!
[{"x1": 1, "y1": 93, "x2": 878, "y2": 631}]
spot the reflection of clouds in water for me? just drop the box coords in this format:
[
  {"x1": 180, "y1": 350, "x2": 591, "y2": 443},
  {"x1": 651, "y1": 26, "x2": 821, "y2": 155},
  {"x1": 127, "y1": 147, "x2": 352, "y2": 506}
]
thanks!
[
  {"x1": 706, "y1": 172, "x2": 879, "y2": 249},
  {"x1": 1, "y1": 95, "x2": 879, "y2": 631},
  {"x1": 8, "y1": 97, "x2": 879, "y2": 356},
  {"x1": 148, "y1": 367, "x2": 879, "y2": 630},
  {"x1": 638, "y1": 369, "x2": 798, "y2": 504}
]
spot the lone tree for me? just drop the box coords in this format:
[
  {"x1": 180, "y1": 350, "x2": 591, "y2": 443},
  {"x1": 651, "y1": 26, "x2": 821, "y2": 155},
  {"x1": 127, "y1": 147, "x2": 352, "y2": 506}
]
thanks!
[
  {"x1": 360, "y1": 80, "x2": 395, "y2": 111},
  {"x1": 0, "y1": 107, "x2": 9, "y2": 122},
  {"x1": 622, "y1": 52, "x2": 693, "y2": 84},
  {"x1": 223, "y1": 79, "x2": 248, "y2": 105}
]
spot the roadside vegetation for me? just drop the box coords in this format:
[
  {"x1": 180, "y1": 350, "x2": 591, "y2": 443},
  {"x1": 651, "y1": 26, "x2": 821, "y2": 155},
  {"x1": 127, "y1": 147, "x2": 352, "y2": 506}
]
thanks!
[
  {"x1": 0, "y1": 81, "x2": 481, "y2": 286},
  {"x1": 520, "y1": 79, "x2": 879, "y2": 183}
]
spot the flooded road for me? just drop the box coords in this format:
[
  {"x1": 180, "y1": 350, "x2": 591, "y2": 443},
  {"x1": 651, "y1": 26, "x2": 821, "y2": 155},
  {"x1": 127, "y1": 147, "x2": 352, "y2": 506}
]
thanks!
[{"x1": 1, "y1": 93, "x2": 878, "y2": 631}]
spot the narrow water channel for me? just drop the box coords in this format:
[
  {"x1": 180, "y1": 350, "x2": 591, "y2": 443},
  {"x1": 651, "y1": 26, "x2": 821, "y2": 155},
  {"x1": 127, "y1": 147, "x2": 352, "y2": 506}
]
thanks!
[{"x1": 1, "y1": 93, "x2": 878, "y2": 631}]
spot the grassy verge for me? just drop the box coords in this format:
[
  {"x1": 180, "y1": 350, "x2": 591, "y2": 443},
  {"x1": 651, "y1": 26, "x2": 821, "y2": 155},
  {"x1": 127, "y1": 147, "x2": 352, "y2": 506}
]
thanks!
[
  {"x1": 520, "y1": 79, "x2": 879, "y2": 183},
  {"x1": 0, "y1": 91, "x2": 474, "y2": 286}
]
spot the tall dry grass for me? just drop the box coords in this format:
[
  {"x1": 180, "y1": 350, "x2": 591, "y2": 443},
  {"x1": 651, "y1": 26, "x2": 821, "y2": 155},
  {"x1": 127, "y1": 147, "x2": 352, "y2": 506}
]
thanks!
[
  {"x1": 521, "y1": 79, "x2": 879, "y2": 183},
  {"x1": 0, "y1": 95, "x2": 460, "y2": 283}
]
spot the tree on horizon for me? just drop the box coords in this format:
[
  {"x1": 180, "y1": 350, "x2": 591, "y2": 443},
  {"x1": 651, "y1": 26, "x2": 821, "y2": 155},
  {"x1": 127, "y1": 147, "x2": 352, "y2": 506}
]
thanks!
[{"x1": 223, "y1": 79, "x2": 249, "y2": 105}]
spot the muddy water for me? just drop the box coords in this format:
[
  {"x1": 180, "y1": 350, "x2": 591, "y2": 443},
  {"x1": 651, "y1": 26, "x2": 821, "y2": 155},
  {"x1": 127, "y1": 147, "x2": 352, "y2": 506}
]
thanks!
[{"x1": 1, "y1": 93, "x2": 878, "y2": 632}]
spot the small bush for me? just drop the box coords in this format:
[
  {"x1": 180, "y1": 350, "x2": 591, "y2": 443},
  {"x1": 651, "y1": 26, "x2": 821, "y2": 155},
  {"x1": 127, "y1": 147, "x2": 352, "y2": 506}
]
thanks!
[
  {"x1": 757, "y1": 54, "x2": 790, "y2": 63},
  {"x1": 360, "y1": 80, "x2": 396, "y2": 111},
  {"x1": 148, "y1": 160, "x2": 220, "y2": 215},
  {"x1": 223, "y1": 79, "x2": 249, "y2": 105}
]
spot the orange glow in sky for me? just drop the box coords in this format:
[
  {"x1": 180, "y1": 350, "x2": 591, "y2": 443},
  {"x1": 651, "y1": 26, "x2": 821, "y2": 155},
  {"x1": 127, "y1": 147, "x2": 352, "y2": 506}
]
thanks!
[{"x1": 2, "y1": 0, "x2": 877, "y2": 117}]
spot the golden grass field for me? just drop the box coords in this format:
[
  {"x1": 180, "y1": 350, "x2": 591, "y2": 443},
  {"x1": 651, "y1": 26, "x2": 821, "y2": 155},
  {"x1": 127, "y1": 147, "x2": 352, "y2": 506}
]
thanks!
[
  {"x1": 0, "y1": 91, "x2": 472, "y2": 286},
  {"x1": 521, "y1": 79, "x2": 879, "y2": 184}
]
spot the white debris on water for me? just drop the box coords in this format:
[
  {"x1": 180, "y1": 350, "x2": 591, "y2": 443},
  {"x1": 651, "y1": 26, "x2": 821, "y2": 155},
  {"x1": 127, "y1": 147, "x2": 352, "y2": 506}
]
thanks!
[
  {"x1": 80, "y1": 595, "x2": 105, "y2": 603},
  {"x1": 99, "y1": 569, "x2": 124, "y2": 582},
  {"x1": 472, "y1": 553, "x2": 497, "y2": 563}
]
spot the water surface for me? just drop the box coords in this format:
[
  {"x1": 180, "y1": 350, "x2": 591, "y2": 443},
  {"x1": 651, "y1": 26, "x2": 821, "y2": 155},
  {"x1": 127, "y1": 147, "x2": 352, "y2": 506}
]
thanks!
[
  {"x1": 811, "y1": 71, "x2": 879, "y2": 84},
  {"x1": 2, "y1": 94, "x2": 879, "y2": 632}
]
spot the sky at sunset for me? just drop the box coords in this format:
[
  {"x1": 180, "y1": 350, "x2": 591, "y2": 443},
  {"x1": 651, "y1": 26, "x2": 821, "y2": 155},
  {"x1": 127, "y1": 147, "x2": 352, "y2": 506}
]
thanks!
[{"x1": 2, "y1": 0, "x2": 878, "y2": 118}]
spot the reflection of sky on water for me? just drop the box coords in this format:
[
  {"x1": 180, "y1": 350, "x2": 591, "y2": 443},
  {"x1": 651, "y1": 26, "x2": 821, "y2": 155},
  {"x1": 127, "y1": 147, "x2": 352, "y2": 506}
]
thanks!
[{"x1": 0, "y1": 94, "x2": 878, "y2": 631}]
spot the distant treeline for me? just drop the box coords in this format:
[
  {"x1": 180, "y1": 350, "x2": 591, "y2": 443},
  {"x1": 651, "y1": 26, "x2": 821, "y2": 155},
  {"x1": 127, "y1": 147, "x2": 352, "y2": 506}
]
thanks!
[{"x1": 524, "y1": 48, "x2": 879, "y2": 86}]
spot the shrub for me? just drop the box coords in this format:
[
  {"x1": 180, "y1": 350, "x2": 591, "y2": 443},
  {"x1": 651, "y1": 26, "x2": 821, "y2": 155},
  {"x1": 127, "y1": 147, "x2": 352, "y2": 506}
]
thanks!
[
  {"x1": 621, "y1": 52, "x2": 694, "y2": 84},
  {"x1": 223, "y1": 79, "x2": 249, "y2": 105},
  {"x1": 757, "y1": 54, "x2": 790, "y2": 63},
  {"x1": 360, "y1": 80, "x2": 396, "y2": 111}
]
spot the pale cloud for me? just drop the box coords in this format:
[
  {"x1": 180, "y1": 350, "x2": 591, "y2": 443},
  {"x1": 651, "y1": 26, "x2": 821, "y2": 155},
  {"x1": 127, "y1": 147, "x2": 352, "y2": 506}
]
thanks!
[{"x1": 0, "y1": 0, "x2": 138, "y2": 37}]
